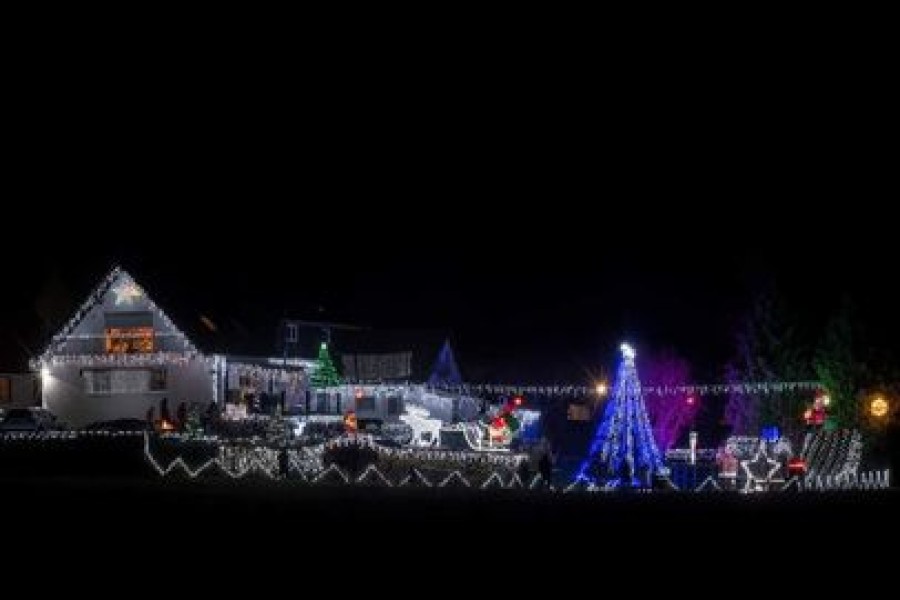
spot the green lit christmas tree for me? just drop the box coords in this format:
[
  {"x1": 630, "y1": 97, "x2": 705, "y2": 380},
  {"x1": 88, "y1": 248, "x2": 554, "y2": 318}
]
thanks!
[{"x1": 311, "y1": 342, "x2": 342, "y2": 388}]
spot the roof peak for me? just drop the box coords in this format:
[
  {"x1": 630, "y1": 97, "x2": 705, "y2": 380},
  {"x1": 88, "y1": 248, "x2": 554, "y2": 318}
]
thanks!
[{"x1": 34, "y1": 265, "x2": 198, "y2": 365}]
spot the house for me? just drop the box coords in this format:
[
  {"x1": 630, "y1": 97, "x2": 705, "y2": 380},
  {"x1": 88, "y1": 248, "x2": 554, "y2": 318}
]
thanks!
[
  {"x1": 31, "y1": 267, "x2": 226, "y2": 427},
  {"x1": 32, "y1": 266, "x2": 472, "y2": 428}
]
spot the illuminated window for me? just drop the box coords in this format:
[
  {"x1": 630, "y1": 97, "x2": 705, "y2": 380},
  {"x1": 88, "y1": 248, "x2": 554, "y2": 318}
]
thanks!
[{"x1": 105, "y1": 327, "x2": 154, "y2": 354}]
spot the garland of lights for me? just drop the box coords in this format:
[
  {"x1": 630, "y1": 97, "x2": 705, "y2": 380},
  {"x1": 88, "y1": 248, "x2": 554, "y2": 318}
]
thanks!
[
  {"x1": 324, "y1": 435, "x2": 527, "y2": 468},
  {"x1": 427, "y1": 381, "x2": 823, "y2": 397},
  {"x1": 481, "y1": 472, "x2": 504, "y2": 488},
  {"x1": 356, "y1": 463, "x2": 394, "y2": 486},
  {"x1": 229, "y1": 364, "x2": 308, "y2": 383},
  {"x1": 398, "y1": 468, "x2": 433, "y2": 487},
  {"x1": 143, "y1": 433, "x2": 527, "y2": 483},
  {"x1": 143, "y1": 434, "x2": 328, "y2": 480},
  {"x1": 45, "y1": 352, "x2": 212, "y2": 367},
  {"x1": 0, "y1": 430, "x2": 144, "y2": 441},
  {"x1": 800, "y1": 470, "x2": 890, "y2": 491},
  {"x1": 694, "y1": 476, "x2": 722, "y2": 492},
  {"x1": 6, "y1": 432, "x2": 884, "y2": 492}
]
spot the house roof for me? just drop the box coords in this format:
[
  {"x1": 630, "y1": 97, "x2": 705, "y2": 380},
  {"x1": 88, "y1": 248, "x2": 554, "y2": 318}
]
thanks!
[
  {"x1": 33, "y1": 266, "x2": 462, "y2": 382},
  {"x1": 36, "y1": 266, "x2": 199, "y2": 365}
]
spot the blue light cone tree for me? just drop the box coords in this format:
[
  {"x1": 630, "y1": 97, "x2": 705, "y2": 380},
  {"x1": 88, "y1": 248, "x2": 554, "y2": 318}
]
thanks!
[{"x1": 576, "y1": 344, "x2": 667, "y2": 487}]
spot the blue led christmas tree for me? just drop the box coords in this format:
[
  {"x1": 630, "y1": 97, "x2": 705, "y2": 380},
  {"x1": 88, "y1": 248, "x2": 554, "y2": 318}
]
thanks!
[{"x1": 576, "y1": 343, "x2": 667, "y2": 487}]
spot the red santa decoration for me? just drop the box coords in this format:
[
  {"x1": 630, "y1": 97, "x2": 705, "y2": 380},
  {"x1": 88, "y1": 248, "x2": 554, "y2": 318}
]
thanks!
[{"x1": 804, "y1": 392, "x2": 829, "y2": 427}]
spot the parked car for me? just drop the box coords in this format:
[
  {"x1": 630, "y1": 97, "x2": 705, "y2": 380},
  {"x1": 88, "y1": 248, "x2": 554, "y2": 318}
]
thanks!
[{"x1": 0, "y1": 408, "x2": 64, "y2": 432}]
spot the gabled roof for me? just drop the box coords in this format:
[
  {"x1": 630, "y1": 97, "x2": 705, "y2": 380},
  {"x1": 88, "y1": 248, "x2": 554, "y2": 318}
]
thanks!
[{"x1": 35, "y1": 266, "x2": 199, "y2": 364}]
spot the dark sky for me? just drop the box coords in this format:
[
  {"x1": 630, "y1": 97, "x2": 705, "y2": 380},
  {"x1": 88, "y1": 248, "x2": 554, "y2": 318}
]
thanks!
[
  {"x1": 2, "y1": 193, "x2": 894, "y2": 382},
  {"x1": 2, "y1": 54, "x2": 895, "y2": 381}
]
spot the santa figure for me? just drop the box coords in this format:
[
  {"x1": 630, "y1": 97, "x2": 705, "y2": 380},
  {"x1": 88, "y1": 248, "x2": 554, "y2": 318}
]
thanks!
[{"x1": 804, "y1": 393, "x2": 828, "y2": 427}]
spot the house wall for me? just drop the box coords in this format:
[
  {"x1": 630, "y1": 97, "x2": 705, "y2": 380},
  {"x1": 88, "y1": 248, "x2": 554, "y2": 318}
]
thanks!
[{"x1": 43, "y1": 360, "x2": 215, "y2": 428}]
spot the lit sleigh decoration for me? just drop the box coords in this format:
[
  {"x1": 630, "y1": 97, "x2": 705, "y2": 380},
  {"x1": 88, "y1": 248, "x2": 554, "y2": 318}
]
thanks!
[{"x1": 485, "y1": 396, "x2": 524, "y2": 446}]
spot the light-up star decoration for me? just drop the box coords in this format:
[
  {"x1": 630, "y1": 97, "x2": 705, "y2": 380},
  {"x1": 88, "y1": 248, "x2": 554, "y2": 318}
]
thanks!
[
  {"x1": 113, "y1": 280, "x2": 143, "y2": 305},
  {"x1": 740, "y1": 441, "x2": 782, "y2": 492}
]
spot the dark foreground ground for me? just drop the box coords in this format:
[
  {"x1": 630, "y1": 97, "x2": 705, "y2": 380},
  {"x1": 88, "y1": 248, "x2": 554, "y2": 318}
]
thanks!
[
  {"x1": 5, "y1": 476, "x2": 895, "y2": 537},
  {"x1": 3, "y1": 476, "x2": 895, "y2": 590}
]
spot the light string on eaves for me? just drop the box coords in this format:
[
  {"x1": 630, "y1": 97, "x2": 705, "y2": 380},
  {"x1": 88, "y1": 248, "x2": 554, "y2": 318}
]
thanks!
[
  {"x1": 427, "y1": 381, "x2": 823, "y2": 398},
  {"x1": 46, "y1": 352, "x2": 213, "y2": 368}
]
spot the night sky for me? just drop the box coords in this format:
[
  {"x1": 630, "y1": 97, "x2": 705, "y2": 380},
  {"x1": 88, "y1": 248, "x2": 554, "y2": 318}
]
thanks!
[{"x1": 2, "y1": 67, "x2": 896, "y2": 382}]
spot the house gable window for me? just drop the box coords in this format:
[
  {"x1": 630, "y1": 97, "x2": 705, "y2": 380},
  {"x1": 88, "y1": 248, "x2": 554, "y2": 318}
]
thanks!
[{"x1": 105, "y1": 312, "x2": 154, "y2": 354}]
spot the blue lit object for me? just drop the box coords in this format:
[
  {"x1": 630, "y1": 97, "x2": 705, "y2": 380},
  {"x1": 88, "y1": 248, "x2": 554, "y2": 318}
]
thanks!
[
  {"x1": 427, "y1": 339, "x2": 463, "y2": 387},
  {"x1": 761, "y1": 426, "x2": 780, "y2": 443},
  {"x1": 575, "y1": 343, "x2": 665, "y2": 488}
]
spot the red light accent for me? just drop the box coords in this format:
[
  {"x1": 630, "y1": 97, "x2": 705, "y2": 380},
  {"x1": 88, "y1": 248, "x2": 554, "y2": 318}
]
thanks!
[
  {"x1": 492, "y1": 417, "x2": 505, "y2": 429},
  {"x1": 787, "y1": 457, "x2": 807, "y2": 473},
  {"x1": 686, "y1": 396, "x2": 695, "y2": 406},
  {"x1": 805, "y1": 407, "x2": 826, "y2": 426},
  {"x1": 513, "y1": 396, "x2": 523, "y2": 407}
]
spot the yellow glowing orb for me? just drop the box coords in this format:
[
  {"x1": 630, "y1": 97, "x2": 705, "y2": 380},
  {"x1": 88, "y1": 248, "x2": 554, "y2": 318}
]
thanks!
[
  {"x1": 870, "y1": 396, "x2": 889, "y2": 418},
  {"x1": 596, "y1": 382, "x2": 609, "y2": 396}
]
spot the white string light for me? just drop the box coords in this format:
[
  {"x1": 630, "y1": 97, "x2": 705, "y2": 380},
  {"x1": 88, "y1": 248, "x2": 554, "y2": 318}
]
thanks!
[
  {"x1": 480, "y1": 472, "x2": 504, "y2": 488},
  {"x1": 507, "y1": 473, "x2": 525, "y2": 488},
  {"x1": 356, "y1": 464, "x2": 394, "y2": 486},
  {"x1": 5, "y1": 431, "x2": 884, "y2": 493},
  {"x1": 694, "y1": 476, "x2": 722, "y2": 492},
  {"x1": 397, "y1": 468, "x2": 433, "y2": 487},
  {"x1": 427, "y1": 381, "x2": 823, "y2": 397},
  {"x1": 739, "y1": 441, "x2": 782, "y2": 493},
  {"x1": 311, "y1": 463, "x2": 350, "y2": 484},
  {"x1": 436, "y1": 471, "x2": 471, "y2": 488}
]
